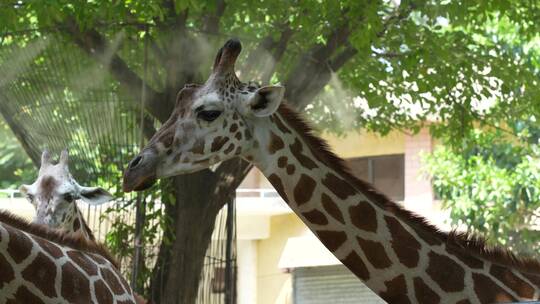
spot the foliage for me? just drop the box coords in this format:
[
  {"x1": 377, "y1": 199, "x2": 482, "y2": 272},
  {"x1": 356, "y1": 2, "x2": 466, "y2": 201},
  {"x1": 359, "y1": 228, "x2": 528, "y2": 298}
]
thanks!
[
  {"x1": 423, "y1": 121, "x2": 540, "y2": 255},
  {"x1": 0, "y1": 120, "x2": 34, "y2": 189},
  {"x1": 103, "y1": 180, "x2": 175, "y2": 294},
  {"x1": 1, "y1": 1, "x2": 539, "y2": 139},
  {"x1": 2, "y1": 0, "x2": 540, "y2": 300}
]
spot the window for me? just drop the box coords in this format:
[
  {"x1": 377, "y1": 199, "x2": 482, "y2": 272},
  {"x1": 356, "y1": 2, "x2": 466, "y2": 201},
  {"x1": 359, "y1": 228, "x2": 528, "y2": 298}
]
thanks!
[{"x1": 348, "y1": 155, "x2": 404, "y2": 201}]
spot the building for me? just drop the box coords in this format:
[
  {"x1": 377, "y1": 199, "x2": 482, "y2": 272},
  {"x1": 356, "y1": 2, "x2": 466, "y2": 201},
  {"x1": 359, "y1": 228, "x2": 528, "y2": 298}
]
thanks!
[{"x1": 235, "y1": 128, "x2": 451, "y2": 304}]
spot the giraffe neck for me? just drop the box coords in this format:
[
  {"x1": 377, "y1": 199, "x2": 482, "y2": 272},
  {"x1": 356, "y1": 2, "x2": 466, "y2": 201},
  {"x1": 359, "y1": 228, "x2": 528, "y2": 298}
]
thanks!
[
  {"x1": 0, "y1": 211, "x2": 135, "y2": 303},
  {"x1": 60, "y1": 204, "x2": 95, "y2": 241},
  {"x1": 247, "y1": 105, "x2": 540, "y2": 303}
]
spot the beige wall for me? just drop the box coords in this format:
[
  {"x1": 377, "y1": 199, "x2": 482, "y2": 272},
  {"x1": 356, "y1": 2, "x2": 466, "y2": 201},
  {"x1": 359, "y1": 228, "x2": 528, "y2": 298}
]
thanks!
[
  {"x1": 324, "y1": 130, "x2": 405, "y2": 158},
  {"x1": 256, "y1": 214, "x2": 306, "y2": 304}
]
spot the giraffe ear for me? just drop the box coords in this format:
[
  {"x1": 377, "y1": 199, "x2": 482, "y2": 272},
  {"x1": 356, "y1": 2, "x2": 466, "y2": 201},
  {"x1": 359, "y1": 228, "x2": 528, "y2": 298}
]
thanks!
[
  {"x1": 79, "y1": 186, "x2": 114, "y2": 205},
  {"x1": 246, "y1": 85, "x2": 285, "y2": 117}
]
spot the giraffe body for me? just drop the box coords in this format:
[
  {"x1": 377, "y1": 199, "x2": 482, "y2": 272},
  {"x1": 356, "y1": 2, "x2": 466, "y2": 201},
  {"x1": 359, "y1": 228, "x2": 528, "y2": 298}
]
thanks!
[
  {"x1": 0, "y1": 211, "x2": 136, "y2": 303},
  {"x1": 0, "y1": 150, "x2": 138, "y2": 303},
  {"x1": 124, "y1": 39, "x2": 540, "y2": 303}
]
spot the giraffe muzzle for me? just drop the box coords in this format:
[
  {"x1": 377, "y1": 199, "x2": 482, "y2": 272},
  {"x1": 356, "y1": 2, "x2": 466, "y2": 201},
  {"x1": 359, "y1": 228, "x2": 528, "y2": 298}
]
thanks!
[{"x1": 123, "y1": 152, "x2": 158, "y2": 192}]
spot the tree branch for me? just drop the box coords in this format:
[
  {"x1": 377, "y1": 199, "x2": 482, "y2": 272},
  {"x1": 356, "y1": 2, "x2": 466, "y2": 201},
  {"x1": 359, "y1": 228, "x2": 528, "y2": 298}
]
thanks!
[
  {"x1": 62, "y1": 19, "x2": 172, "y2": 123},
  {"x1": 0, "y1": 99, "x2": 40, "y2": 166},
  {"x1": 329, "y1": 44, "x2": 358, "y2": 70},
  {"x1": 203, "y1": 0, "x2": 227, "y2": 34}
]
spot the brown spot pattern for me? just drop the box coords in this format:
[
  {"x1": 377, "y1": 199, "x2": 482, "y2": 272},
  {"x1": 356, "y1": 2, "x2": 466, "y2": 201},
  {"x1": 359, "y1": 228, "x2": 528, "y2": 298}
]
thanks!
[
  {"x1": 414, "y1": 277, "x2": 441, "y2": 304},
  {"x1": 89, "y1": 254, "x2": 109, "y2": 266},
  {"x1": 286, "y1": 164, "x2": 295, "y2": 175},
  {"x1": 36, "y1": 237, "x2": 64, "y2": 258},
  {"x1": 268, "y1": 132, "x2": 284, "y2": 154},
  {"x1": 22, "y1": 252, "x2": 57, "y2": 298},
  {"x1": 191, "y1": 138, "x2": 205, "y2": 154},
  {"x1": 473, "y1": 273, "x2": 515, "y2": 303},
  {"x1": 7, "y1": 229, "x2": 33, "y2": 263},
  {"x1": 379, "y1": 275, "x2": 411, "y2": 304},
  {"x1": 447, "y1": 245, "x2": 484, "y2": 269},
  {"x1": 94, "y1": 280, "x2": 114, "y2": 304},
  {"x1": 290, "y1": 138, "x2": 318, "y2": 170},
  {"x1": 61, "y1": 262, "x2": 91, "y2": 303},
  {"x1": 229, "y1": 123, "x2": 238, "y2": 132},
  {"x1": 293, "y1": 174, "x2": 316, "y2": 206},
  {"x1": 322, "y1": 173, "x2": 356, "y2": 200},
  {"x1": 8, "y1": 286, "x2": 44, "y2": 304},
  {"x1": 277, "y1": 156, "x2": 287, "y2": 168},
  {"x1": 235, "y1": 132, "x2": 242, "y2": 140},
  {"x1": 119, "y1": 275, "x2": 132, "y2": 295},
  {"x1": 426, "y1": 251, "x2": 465, "y2": 292},
  {"x1": 0, "y1": 252, "x2": 14, "y2": 288},
  {"x1": 342, "y1": 251, "x2": 370, "y2": 280},
  {"x1": 67, "y1": 250, "x2": 98, "y2": 276},
  {"x1": 223, "y1": 143, "x2": 235, "y2": 154},
  {"x1": 413, "y1": 227, "x2": 443, "y2": 246},
  {"x1": 385, "y1": 215, "x2": 421, "y2": 268},
  {"x1": 316, "y1": 230, "x2": 347, "y2": 252},
  {"x1": 456, "y1": 300, "x2": 471, "y2": 304},
  {"x1": 356, "y1": 237, "x2": 392, "y2": 269},
  {"x1": 489, "y1": 264, "x2": 534, "y2": 299},
  {"x1": 321, "y1": 193, "x2": 345, "y2": 224},
  {"x1": 349, "y1": 201, "x2": 378, "y2": 232},
  {"x1": 101, "y1": 267, "x2": 125, "y2": 295},
  {"x1": 211, "y1": 136, "x2": 229, "y2": 152},
  {"x1": 73, "y1": 217, "x2": 81, "y2": 232},
  {"x1": 39, "y1": 176, "x2": 57, "y2": 200},
  {"x1": 268, "y1": 174, "x2": 289, "y2": 203},
  {"x1": 301, "y1": 209, "x2": 328, "y2": 225}
]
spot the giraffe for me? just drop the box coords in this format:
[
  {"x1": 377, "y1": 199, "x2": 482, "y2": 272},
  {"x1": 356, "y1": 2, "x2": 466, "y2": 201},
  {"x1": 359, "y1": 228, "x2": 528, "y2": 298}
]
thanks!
[
  {"x1": 0, "y1": 211, "x2": 137, "y2": 303},
  {"x1": 18, "y1": 150, "x2": 149, "y2": 304},
  {"x1": 123, "y1": 39, "x2": 540, "y2": 303},
  {"x1": 20, "y1": 150, "x2": 114, "y2": 241}
]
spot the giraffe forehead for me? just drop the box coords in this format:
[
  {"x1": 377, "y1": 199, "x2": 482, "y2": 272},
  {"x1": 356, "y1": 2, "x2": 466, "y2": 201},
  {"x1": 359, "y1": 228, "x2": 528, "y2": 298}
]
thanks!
[{"x1": 39, "y1": 176, "x2": 58, "y2": 198}]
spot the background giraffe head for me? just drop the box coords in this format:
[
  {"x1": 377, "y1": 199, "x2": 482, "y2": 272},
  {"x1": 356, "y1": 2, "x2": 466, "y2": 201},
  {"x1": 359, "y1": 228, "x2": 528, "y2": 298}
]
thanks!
[
  {"x1": 123, "y1": 39, "x2": 285, "y2": 192},
  {"x1": 20, "y1": 150, "x2": 114, "y2": 230}
]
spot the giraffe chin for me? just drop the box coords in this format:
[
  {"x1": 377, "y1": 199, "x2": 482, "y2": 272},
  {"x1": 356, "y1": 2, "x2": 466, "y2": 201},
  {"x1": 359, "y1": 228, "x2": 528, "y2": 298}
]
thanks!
[{"x1": 123, "y1": 175, "x2": 157, "y2": 192}]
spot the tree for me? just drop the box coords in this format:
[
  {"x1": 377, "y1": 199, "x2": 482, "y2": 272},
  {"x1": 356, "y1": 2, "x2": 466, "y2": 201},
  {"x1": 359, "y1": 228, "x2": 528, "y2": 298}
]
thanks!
[
  {"x1": 423, "y1": 121, "x2": 540, "y2": 256},
  {"x1": 0, "y1": 120, "x2": 33, "y2": 189},
  {"x1": 2, "y1": 1, "x2": 540, "y2": 303}
]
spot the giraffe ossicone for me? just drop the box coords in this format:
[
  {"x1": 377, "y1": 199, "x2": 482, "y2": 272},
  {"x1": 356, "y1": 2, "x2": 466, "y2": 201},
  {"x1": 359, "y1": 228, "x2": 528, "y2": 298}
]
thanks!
[{"x1": 124, "y1": 38, "x2": 540, "y2": 303}]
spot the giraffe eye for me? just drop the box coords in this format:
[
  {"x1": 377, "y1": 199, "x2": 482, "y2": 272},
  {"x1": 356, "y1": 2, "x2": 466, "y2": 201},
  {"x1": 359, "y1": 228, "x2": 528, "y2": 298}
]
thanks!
[
  {"x1": 62, "y1": 193, "x2": 75, "y2": 202},
  {"x1": 26, "y1": 194, "x2": 35, "y2": 201},
  {"x1": 197, "y1": 110, "x2": 222, "y2": 122}
]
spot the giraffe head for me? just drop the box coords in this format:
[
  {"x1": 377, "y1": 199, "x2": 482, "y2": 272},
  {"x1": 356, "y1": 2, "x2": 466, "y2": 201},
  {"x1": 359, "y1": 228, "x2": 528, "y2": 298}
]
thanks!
[
  {"x1": 19, "y1": 150, "x2": 114, "y2": 229},
  {"x1": 123, "y1": 39, "x2": 285, "y2": 191}
]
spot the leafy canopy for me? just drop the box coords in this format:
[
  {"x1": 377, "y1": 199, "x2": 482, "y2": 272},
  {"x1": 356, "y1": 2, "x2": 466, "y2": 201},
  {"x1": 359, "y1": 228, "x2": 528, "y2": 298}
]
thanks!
[{"x1": 1, "y1": 0, "x2": 539, "y2": 137}]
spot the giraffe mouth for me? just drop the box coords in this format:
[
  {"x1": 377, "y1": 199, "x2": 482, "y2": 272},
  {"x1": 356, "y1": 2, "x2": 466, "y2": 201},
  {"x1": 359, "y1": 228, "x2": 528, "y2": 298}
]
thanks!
[
  {"x1": 123, "y1": 152, "x2": 159, "y2": 192},
  {"x1": 125, "y1": 174, "x2": 157, "y2": 192}
]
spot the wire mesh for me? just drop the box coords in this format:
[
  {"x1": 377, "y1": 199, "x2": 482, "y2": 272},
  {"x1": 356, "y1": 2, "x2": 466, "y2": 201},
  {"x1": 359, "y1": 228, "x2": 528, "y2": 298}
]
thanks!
[{"x1": 0, "y1": 29, "x2": 237, "y2": 303}]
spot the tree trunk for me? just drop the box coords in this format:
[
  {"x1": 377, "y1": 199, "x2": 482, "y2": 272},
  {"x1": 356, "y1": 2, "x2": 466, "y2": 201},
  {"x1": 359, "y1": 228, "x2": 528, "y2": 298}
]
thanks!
[
  {"x1": 149, "y1": 170, "x2": 221, "y2": 303},
  {"x1": 149, "y1": 158, "x2": 250, "y2": 303}
]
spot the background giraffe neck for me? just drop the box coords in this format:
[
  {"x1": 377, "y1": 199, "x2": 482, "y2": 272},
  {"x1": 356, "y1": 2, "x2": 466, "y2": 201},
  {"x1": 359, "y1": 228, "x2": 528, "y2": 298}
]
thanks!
[
  {"x1": 247, "y1": 105, "x2": 540, "y2": 303},
  {"x1": 61, "y1": 205, "x2": 95, "y2": 241}
]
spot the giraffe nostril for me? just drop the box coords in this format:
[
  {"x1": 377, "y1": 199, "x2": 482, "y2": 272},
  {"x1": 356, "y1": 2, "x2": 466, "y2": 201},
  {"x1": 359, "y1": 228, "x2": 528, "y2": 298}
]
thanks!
[{"x1": 129, "y1": 155, "x2": 143, "y2": 170}]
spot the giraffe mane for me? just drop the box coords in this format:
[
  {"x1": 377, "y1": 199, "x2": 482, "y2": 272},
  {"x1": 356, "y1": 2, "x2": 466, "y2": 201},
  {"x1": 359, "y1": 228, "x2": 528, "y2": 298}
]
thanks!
[
  {"x1": 0, "y1": 210, "x2": 119, "y2": 268},
  {"x1": 277, "y1": 102, "x2": 540, "y2": 275}
]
